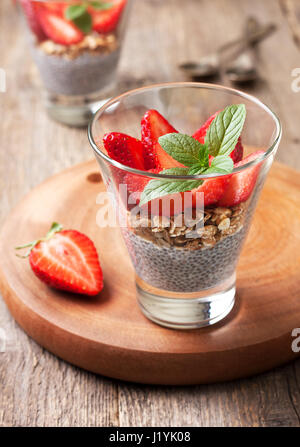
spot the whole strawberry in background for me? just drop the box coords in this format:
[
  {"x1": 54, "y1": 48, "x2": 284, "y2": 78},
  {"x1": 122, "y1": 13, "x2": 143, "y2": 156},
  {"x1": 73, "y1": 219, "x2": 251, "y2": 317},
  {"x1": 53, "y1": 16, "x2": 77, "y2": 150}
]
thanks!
[{"x1": 16, "y1": 223, "x2": 103, "y2": 296}]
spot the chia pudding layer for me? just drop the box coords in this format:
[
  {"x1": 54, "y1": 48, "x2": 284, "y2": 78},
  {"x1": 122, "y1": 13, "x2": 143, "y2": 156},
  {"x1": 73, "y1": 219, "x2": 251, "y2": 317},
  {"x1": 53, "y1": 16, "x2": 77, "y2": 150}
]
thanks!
[
  {"x1": 30, "y1": 33, "x2": 120, "y2": 96},
  {"x1": 121, "y1": 201, "x2": 255, "y2": 293}
]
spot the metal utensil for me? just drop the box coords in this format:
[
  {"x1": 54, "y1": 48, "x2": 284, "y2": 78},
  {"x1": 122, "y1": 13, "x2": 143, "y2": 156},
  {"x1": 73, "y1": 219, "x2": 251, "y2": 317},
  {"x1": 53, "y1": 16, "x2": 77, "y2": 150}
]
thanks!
[
  {"x1": 179, "y1": 21, "x2": 276, "y2": 79},
  {"x1": 225, "y1": 17, "x2": 262, "y2": 82}
]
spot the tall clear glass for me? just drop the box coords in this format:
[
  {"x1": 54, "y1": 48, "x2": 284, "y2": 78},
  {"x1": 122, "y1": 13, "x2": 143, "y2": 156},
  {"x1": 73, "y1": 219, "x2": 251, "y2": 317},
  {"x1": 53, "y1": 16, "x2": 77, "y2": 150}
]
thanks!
[
  {"x1": 18, "y1": 0, "x2": 132, "y2": 126},
  {"x1": 88, "y1": 82, "x2": 282, "y2": 329}
]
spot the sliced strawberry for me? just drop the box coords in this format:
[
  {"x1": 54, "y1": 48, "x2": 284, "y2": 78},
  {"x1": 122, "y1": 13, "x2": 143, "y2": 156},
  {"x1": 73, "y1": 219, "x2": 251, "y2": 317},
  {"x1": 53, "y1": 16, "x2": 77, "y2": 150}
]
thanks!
[
  {"x1": 90, "y1": 0, "x2": 126, "y2": 34},
  {"x1": 42, "y1": 2, "x2": 66, "y2": 14},
  {"x1": 35, "y1": 7, "x2": 84, "y2": 45},
  {"x1": 193, "y1": 111, "x2": 244, "y2": 163},
  {"x1": 192, "y1": 176, "x2": 230, "y2": 208},
  {"x1": 16, "y1": 224, "x2": 103, "y2": 296},
  {"x1": 141, "y1": 109, "x2": 184, "y2": 170},
  {"x1": 218, "y1": 151, "x2": 264, "y2": 207},
  {"x1": 20, "y1": 0, "x2": 47, "y2": 41},
  {"x1": 103, "y1": 132, "x2": 145, "y2": 170},
  {"x1": 192, "y1": 112, "x2": 218, "y2": 144}
]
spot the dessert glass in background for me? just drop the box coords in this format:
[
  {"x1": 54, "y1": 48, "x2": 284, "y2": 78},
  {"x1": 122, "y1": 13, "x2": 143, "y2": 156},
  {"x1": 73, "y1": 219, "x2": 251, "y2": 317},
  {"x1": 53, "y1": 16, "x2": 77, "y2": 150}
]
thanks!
[
  {"x1": 88, "y1": 83, "x2": 282, "y2": 329},
  {"x1": 19, "y1": 0, "x2": 132, "y2": 126}
]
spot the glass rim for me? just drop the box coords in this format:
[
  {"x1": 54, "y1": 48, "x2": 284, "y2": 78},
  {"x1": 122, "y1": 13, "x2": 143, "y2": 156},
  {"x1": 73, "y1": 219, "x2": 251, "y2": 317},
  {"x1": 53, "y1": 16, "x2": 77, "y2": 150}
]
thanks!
[{"x1": 88, "y1": 82, "x2": 282, "y2": 180}]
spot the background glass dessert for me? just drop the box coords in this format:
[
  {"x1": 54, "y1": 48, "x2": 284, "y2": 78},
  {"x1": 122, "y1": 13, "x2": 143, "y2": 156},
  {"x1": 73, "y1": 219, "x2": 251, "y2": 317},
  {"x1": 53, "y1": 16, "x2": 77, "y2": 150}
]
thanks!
[
  {"x1": 19, "y1": 0, "x2": 132, "y2": 126},
  {"x1": 89, "y1": 83, "x2": 281, "y2": 330}
]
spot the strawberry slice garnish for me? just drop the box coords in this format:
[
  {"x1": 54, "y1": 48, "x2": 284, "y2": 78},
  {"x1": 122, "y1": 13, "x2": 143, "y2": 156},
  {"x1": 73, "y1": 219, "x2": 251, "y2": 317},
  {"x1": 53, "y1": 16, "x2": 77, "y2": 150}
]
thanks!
[
  {"x1": 141, "y1": 110, "x2": 184, "y2": 170},
  {"x1": 16, "y1": 223, "x2": 103, "y2": 296},
  {"x1": 90, "y1": 0, "x2": 126, "y2": 34},
  {"x1": 218, "y1": 151, "x2": 264, "y2": 207},
  {"x1": 193, "y1": 111, "x2": 244, "y2": 163},
  {"x1": 19, "y1": 0, "x2": 47, "y2": 41},
  {"x1": 35, "y1": 6, "x2": 84, "y2": 45},
  {"x1": 103, "y1": 132, "x2": 145, "y2": 170}
]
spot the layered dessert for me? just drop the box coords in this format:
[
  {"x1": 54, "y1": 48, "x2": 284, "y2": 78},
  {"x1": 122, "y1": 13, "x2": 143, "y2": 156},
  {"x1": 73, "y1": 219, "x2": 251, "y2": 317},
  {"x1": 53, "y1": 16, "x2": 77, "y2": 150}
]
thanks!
[
  {"x1": 100, "y1": 106, "x2": 264, "y2": 293},
  {"x1": 20, "y1": 0, "x2": 128, "y2": 96}
]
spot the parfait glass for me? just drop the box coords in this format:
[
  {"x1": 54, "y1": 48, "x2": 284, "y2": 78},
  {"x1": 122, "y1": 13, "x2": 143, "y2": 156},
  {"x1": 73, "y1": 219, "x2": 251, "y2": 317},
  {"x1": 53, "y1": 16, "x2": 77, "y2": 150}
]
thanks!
[
  {"x1": 18, "y1": 0, "x2": 132, "y2": 126},
  {"x1": 88, "y1": 82, "x2": 281, "y2": 329}
]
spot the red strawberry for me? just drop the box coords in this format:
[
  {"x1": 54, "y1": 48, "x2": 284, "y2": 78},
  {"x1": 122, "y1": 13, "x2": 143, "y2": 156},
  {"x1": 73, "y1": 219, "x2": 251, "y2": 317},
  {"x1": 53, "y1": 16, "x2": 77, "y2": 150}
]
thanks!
[
  {"x1": 103, "y1": 132, "x2": 145, "y2": 170},
  {"x1": 218, "y1": 150, "x2": 264, "y2": 207},
  {"x1": 141, "y1": 110, "x2": 184, "y2": 170},
  {"x1": 42, "y1": 2, "x2": 66, "y2": 14},
  {"x1": 192, "y1": 112, "x2": 218, "y2": 144},
  {"x1": 192, "y1": 176, "x2": 230, "y2": 208},
  {"x1": 90, "y1": 0, "x2": 126, "y2": 34},
  {"x1": 35, "y1": 6, "x2": 84, "y2": 45},
  {"x1": 20, "y1": 0, "x2": 47, "y2": 41},
  {"x1": 193, "y1": 111, "x2": 244, "y2": 163},
  {"x1": 16, "y1": 223, "x2": 103, "y2": 296}
]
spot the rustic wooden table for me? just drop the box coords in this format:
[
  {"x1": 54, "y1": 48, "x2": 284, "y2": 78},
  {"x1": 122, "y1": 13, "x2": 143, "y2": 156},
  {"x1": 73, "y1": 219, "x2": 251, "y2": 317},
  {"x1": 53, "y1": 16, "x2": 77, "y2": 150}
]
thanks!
[{"x1": 1, "y1": 0, "x2": 300, "y2": 427}]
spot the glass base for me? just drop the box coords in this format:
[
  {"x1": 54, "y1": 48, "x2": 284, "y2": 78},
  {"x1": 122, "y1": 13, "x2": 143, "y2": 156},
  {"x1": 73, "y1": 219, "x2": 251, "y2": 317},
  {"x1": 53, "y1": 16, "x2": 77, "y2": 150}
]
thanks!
[
  {"x1": 45, "y1": 83, "x2": 116, "y2": 127},
  {"x1": 136, "y1": 274, "x2": 236, "y2": 330}
]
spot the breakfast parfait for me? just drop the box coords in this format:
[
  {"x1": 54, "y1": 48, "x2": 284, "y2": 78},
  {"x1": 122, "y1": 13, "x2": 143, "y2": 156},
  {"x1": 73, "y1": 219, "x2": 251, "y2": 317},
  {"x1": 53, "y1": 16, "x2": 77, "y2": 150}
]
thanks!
[
  {"x1": 99, "y1": 105, "x2": 265, "y2": 293},
  {"x1": 19, "y1": 0, "x2": 130, "y2": 124}
]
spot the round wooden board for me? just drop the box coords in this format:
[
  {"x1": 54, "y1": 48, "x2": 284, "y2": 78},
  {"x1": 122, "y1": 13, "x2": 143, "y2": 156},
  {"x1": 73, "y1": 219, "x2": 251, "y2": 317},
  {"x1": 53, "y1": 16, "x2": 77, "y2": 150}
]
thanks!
[{"x1": 0, "y1": 160, "x2": 299, "y2": 385}]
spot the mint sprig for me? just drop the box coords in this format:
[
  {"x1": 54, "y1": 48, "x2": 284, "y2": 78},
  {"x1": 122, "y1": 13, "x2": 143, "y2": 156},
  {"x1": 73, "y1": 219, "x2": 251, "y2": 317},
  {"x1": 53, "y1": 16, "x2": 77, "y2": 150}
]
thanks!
[
  {"x1": 205, "y1": 104, "x2": 246, "y2": 157},
  {"x1": 140, "y1": 168, "x2": 204, "y2": 205},
  {"x1": 140, "y1": 104, "x2": 245, "y2": 206},
  {"x1": 65, "y1": 1, "x2": 113, "y2": 34}
]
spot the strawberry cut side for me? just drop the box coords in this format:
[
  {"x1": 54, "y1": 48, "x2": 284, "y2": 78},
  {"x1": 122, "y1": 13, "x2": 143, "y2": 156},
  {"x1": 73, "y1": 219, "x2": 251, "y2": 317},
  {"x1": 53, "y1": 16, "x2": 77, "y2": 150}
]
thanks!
[
  {"x1": 29, "y1": 229, "x2": 103, "y2": 296},
  {"x1": 90, "y1": 0, "x2": 126, "y2": 34},
  {"x1": 193, "y1": 111, "x2": 244, "y2": 163},
  {"x1": 35, "y1": 6, "x2": 84, "y2": 45},
  {"x1": 103, "y1": 132, "x2": 145, "y2": 170},
  {"x1": 218, "y1": 150, "x2": 264, "y2": 207},
  {"x1": 20, "y1": 0, "x2": 47, "y2": 41},
  {"x1": 141, "y1": 109, "x2": 184, "y2": 170}
]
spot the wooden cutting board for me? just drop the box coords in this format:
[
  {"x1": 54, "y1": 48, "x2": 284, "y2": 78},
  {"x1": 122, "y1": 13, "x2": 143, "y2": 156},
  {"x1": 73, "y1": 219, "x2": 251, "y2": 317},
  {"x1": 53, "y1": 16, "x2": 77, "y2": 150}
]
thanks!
[{"x1": 0, "y1": 160, "x2": 299, "y2": 385}]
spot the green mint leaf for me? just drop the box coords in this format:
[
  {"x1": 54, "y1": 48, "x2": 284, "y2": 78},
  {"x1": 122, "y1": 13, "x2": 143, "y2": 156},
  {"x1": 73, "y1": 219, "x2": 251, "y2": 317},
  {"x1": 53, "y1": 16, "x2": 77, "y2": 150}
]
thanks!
[
  {"x1": 198, "y1": 144, "x2": 209, "y2": 168},
  {"x1": 65, "y1": 4, "x2": 87, "y2": 21},
  {"x1": 187, "y1": 165, "x2": 207, "y2": 176},
  {"x1": 139, "y1": 168, "x2": 203, "y2": 206},
  {"x1": 90, "y1": 1, "x2": 113, "y2": 10},
  {"x1": 158, "y1": 133, "x2": 205, "y2": 167},
  {"x1": 210, "y1": 155, "x2": 234, "y2": 173},
  {"x1": 72, "y1": 11, "x2": 92, "y2": 34},
  {"x1": 205, "y1": 104, "x2": 246, "y2": 157}
]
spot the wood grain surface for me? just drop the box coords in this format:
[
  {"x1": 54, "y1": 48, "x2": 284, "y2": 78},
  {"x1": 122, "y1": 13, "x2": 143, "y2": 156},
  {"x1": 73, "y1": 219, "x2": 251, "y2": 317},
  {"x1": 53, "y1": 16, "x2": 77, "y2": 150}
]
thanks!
[{"x1": 0, "y1": 0, "x2": 300, "y2": 427}]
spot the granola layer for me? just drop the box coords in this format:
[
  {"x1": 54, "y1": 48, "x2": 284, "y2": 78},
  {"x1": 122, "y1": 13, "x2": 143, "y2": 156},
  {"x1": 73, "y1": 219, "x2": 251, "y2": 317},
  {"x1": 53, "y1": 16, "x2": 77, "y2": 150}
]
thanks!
[
  {"x1": 128, "y1": 203, "x2": 246, "y2": 251},
  {"x1": 38, "y1": 32, "x2": 118, "y2": 60}
]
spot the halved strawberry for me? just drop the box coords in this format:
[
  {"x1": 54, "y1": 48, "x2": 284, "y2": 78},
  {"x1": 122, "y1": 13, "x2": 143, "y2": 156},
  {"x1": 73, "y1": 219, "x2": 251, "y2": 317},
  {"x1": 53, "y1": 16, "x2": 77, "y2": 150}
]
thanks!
[
  {"x1": 90, "y1": 0, "x2": 126, "y2": 34},
  {"x1": 20, "y1": 0, "x2": 47, "y2": 41},
  {"x1": 193, "y1": 111, "x2": 244, "y2": 163},
  {"x1": 218, "y1": 150, "x2": 264, "y2": 207},
  {"x1": 17, "y1": 223, "x2": 103, "y2": 296},
  {"x1": 103, "y1": 132, "x2": 145, "y2": 170},
  {"x1": 35, "y1": 6, "x2": 84, "y2": 45},
  {"x1": 141, "y1": 110, "x2": 184, "y2": 170}
]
